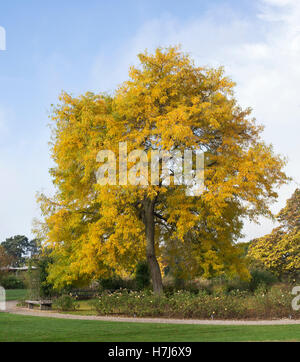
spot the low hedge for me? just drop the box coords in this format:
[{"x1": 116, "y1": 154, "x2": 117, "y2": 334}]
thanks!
[
  {"x1": 0, "y1": 275, "x2": 25, "y2": 289},
  {"x1": 90, "y1": 284, "x2": 298, "y2": 320}
]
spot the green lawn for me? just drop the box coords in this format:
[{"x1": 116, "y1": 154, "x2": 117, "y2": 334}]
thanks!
[
  {"x1": 0, "y1": 313, "x2": 300, "y2": 342},
  {"x1": 64, "y1": 299, "x2": 98, "y2": 315},
  {"x1": 5, "y1": 289, "x2": 28, "y2": 301}
]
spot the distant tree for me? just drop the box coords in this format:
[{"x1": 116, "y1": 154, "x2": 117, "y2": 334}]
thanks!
[
  {"x1": 27, "y1": 238, "x2": 42, "y2": 258},
  {"x1": 1, "y1": 235, "x2": 41, "y2": 266},
  {"x1": 248, "y1": 189, "x2": 300, "y2": 279},
  {"x1": 0, "y1": 245, "x2": 15, "y2": 271}
]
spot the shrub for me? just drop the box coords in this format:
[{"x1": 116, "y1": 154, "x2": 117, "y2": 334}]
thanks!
[
  {"x1": 163, "y1": 277, "x2": 207, "y2": 296},
  {"x1": 90, "y1": 285, "x2": 297, "y2": 320},
  {"x1": 68, "y1": 289, "x2": 97, "y2": 300},
  {"x1": 98, "y1": 276, "x2": 136, "y2": 292},
  {"x1": 24, "y1": 258, "x2": 55, "y2": 299},
  {"x1": 208, "y1": 271, "x2": 277, "y2": 295},
  {"x1": 222, "y1": 278, "x2": 250, "y2": 294},
  {"x1": 53, "y1": 295, "x2": 79, "y2": 311},
  {"x1": 135, "y1": 261, "x2": 150, "y2": 290},
  {"x1": 98, "y1": 277, "x2": 123, "y2": 291},
  {"x1": 249, "y1": 269, "x2": 278, "y2": 292},
  {"x1": 38, "y1": 256, "x2": 54, "y2": 298},
  {"x1": 0, "y1": 275, "x2": 25, "y2": 289}
]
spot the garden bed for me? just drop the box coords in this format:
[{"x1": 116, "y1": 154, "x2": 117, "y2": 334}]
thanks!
[{"x1": 62, "y1": 284, "x2": 300, "y2": 320}]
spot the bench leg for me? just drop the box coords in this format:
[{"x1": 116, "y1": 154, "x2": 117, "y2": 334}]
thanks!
[{"x1": 28, "y1": 304, "x2": 33, "y2": 309}]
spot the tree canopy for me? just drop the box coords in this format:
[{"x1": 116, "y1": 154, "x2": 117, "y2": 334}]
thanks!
[
  {"x1": 248, "y1": 188, "x2": 300, "y2": 279},
  {"x1": 37, "y1": 46, "x2": 288, "y2": 293},
  {"x1": 1, "y1": 235, "x2": 40, "y2": 267},
  {"x1": 0, "y1": 245, "x2": 14, "y2": 271}
]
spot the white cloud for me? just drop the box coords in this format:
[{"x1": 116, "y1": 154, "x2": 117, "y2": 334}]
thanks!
[{"x1": 262, "y1": 0, "x2": 294, "y2": 7}]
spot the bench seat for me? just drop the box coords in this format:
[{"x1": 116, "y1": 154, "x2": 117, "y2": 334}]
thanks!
[{"x1": 25, "y1": 300, "x2": 53, "y2": 310}]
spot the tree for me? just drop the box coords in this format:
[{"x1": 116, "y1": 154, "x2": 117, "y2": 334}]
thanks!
[
  {"x1": 37, "y1": 46, "x2": 288, "y2": 293},
  {"x1": 27, "y1": 238, "x2": 42, "y2": 258},
  {"x1": 248, "y1": 188, "x2": 300, "y2": 279},
  {"x1": 1, "y1": 235, "x2": 28, "y2": 266},
  {"x1": 0, "y1": 245, "x2": 15, "y2": 272},
  {"x1": 1, "y1": 235, "x2": 40, "y2": 266}
]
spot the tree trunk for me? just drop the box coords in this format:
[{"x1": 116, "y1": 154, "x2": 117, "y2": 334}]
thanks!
[{"x1": 143, "y1": 198, "x2": 163, "y2": 295}]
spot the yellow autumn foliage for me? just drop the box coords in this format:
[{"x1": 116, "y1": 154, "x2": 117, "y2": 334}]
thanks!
[
  {"x1": 36, "y1": 46, "x2": 288, "y2": 291},
  {"x1": 248, "y1": 189, "x2": 300, "y2": 278}
]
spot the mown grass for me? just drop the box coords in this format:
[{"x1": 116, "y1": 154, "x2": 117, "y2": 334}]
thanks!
[
  {"x1": 66, "y1": 299, "x2": 97, "y2": 315},
  {"x1": 0, "y1": 313, "x2": 300, "y2": 342},
  {"x1": 5, "y1": 289, "x2": 28, "y2": 301}
]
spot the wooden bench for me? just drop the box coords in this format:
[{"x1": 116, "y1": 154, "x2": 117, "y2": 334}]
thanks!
[{"x1": 25, "y1": 300, "x2": 53, "y2": 310}]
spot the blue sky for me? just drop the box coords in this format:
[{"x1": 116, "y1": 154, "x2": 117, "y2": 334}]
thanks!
[{"x1": 0, "y1": 0, "x2": 299, "y2": 242}]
